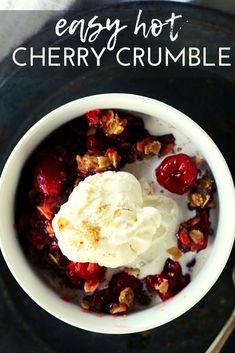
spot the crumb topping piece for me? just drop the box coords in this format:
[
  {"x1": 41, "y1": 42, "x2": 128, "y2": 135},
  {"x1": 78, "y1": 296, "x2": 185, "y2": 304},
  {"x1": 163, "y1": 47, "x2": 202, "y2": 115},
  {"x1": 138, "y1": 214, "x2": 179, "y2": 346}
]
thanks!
[
  {"x1": 155, "y1": 278, "x2": 169, "y2": 294},
  {"x1": 76, "y1": 148, "x2": 121, "y2": 174},
  {"x1": 167, "y1": 246, "x2": 182, "y2": 261},
  {"x1": 124, "y1": 267, "x2": 140, "y2": 277},
  {"x1": 176, "y1": 210, "x2": 210, "y2": 252},
  {"x1": 101, "y1": 110, "x2": 127, "y2": 136},
  {"x1": 136, "y1": 137, "x2": 161, "y2": 156},
  {"x1": 119, "y1": 287, "x2": 134, "y2": 307},
  {"x1": 188, "y1": 175, "x2": 215, "y2": 209}
]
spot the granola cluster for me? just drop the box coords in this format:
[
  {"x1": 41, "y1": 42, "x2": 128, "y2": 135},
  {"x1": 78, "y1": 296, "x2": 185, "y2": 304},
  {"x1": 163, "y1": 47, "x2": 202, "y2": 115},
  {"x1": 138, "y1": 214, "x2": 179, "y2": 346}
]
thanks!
[{"x1": 188, "y1": 175, "x2": 215, "y2": 209}]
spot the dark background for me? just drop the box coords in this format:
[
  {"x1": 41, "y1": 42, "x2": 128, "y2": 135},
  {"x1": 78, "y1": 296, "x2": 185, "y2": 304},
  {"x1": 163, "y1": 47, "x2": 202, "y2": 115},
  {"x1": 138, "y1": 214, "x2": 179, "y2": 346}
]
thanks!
[{"x1": 0, "y1": 1, "x2": 235, "y2": 352}]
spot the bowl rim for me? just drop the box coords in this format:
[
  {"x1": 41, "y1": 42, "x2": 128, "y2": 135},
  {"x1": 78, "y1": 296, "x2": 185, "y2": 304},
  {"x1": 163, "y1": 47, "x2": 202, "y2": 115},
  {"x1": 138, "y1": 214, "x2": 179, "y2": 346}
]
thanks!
[{"x1": 0, "y1": 93, "x2": 235, "y2": 334}]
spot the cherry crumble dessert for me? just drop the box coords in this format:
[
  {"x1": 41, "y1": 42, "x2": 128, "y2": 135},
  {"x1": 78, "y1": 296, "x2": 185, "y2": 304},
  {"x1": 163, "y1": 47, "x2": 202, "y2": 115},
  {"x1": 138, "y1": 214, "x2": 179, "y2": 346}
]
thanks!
[{"x1": 16, "y1": 109, "x2": 216, "y2": 315}]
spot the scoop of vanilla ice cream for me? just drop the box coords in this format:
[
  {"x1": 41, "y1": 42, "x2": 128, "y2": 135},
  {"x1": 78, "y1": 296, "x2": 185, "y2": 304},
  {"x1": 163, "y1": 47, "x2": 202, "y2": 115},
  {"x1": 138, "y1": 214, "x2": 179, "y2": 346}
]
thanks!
[
  {"x1": 128, "y1": 185, "x2": 180, "y2": 277},
  {"x1": 52, "y1": 171, "x2": 179, "y2": 273}
]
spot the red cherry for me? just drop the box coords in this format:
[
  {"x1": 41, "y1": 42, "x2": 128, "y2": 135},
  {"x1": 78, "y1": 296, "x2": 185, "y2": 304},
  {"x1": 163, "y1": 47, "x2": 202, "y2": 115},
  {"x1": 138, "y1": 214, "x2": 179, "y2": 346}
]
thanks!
[
  {"x1": 85, "y1": 109, "x2": 102, "y2": 127},
  {"x1": 155, "y1": 153, "x2": 197, "y2": 194},
  {"x1": 109, "y1": 272, "x2": 141, "y2": 296},
  {"x1": 34, "y1": 152, "x2": 66, "y2": 197},
  {"x1": 67, "y1": 262, "x2": 105, "y2": 282},
  {"x1": 67, "y1": 262, "x2": 85, "y2": 287},
  {"x1": 146, "y1": 258, "x2": 190, "y2": 301}
]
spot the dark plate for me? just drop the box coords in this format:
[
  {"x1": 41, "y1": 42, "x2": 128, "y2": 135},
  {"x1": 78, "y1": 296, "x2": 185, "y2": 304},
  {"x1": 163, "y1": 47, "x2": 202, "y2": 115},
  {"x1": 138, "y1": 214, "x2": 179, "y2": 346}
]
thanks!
[{"x1": 0, "y1": 2, "x2": 234, "y2": 352}]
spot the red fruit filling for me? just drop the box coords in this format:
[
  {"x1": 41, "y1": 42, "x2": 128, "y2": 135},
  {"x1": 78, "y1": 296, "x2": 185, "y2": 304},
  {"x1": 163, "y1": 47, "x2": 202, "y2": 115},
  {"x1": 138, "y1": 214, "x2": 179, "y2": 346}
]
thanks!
[
  {"x1": 34, "y1": 151, "x2": 66, "y2": 197},
  {"x1": 86, "y1": 135, "x2": 106, "y2": 155},
  {"x1": 18, "y1": 212, "x2": 51, "y2": 251},
  {"x1": 83, "y1": 272, "x2": 142, "y2": 313},
  {"x1": 109, "y1": 271, "x2": 142, "y2": 296},
  {"x1": 85, "y1": 109, "x2": 102, "y2": 127},
  {"x1": 176, "y1": 209, "x2": 210, "y2": 252},
  {"x1": 157, "y1": 133, "x2": 175, "y2": 157},
  {"x1": 83, "y1": 288, "x2": 112, "y2": 312},
  {"x1": 48, "y1": 237, "x2": 59, "y2": 253},
  {"x1": 67, "y1": 262, "x2": 106, "y2": 290},
  {"x1": 67, "y1": 262, "x2": 84, "y2": 287},
  {"x1": 37, "y1": 196, "x2": 62, "y2": 221},
  {"x1": 156, "y1": 153, "x2": 197, "y2": 194},
  {"x1": 146, "y1": 258, "x2": 190, "y2": 300}
]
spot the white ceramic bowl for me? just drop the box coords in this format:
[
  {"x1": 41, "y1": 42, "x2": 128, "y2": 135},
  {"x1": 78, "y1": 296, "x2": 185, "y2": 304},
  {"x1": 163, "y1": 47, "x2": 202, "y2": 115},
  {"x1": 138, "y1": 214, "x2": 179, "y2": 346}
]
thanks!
[{"x1": 0, "y1": 93, "x2": 235, "y2": 334}]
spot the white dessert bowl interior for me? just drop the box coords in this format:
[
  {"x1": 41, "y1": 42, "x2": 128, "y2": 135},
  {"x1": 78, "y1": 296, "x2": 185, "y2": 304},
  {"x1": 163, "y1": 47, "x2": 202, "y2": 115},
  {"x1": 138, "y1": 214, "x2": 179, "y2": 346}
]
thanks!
[{"x1": 0, "y1": 93, "x2": 234, "y2": 334}]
